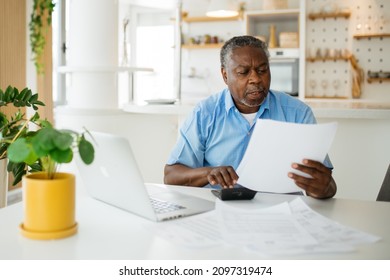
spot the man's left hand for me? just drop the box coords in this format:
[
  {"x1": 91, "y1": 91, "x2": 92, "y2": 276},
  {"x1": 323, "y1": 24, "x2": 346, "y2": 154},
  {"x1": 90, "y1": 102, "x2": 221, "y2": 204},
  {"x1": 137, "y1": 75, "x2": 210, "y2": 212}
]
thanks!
[{"x1": 288, "y1": 159, "x2": 337, "y2": 199}]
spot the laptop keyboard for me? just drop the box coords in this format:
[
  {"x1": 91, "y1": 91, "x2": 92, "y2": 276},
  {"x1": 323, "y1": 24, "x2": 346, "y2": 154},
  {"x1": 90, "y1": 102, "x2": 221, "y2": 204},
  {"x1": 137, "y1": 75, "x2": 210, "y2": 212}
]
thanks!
[{"x1": 150, "y1": 197, "x2": 186, "y2": 214}]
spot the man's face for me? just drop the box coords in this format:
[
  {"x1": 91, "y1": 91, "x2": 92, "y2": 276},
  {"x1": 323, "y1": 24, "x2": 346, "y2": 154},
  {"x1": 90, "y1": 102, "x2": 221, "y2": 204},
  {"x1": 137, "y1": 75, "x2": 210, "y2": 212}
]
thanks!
[{"x1": 221, "y1": 46, "x2": 271, "y2": 114}]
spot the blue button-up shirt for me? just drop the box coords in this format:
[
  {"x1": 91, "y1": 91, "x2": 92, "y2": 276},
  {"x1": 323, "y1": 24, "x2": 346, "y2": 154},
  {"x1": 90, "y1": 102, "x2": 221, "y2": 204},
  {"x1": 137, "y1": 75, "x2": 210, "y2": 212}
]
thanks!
[{"x1": 167, "y1": 89, "x2": 332, "y2": 170}]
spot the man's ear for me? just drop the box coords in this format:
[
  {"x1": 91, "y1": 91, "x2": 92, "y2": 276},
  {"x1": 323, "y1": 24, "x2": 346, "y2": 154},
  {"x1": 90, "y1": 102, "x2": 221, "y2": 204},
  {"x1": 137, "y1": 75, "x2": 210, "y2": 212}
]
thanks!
[{"x1": 221, "y1": 67, "x2": 228, "y2": 84}]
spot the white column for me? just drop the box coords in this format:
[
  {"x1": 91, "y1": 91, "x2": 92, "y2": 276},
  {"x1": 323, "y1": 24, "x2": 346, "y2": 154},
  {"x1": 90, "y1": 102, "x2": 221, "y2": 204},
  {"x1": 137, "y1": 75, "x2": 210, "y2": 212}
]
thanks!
[{"x1": 67, "y1": 0, "x2": 118, "y2": 109}]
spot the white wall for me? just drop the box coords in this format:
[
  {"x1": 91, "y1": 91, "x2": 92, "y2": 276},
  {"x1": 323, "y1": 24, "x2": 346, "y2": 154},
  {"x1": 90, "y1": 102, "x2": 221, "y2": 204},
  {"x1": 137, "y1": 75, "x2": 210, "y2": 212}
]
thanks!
[{"x1": 317, "y1": 116, "x2": 390, "y2": 201}]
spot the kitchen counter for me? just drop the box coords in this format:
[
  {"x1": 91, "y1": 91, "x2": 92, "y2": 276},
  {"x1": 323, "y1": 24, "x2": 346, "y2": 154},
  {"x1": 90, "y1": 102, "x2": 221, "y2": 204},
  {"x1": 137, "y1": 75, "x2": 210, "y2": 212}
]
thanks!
[
  {"x1": 305, "y1": 99, "x2": 390, "y2": 119},
  {"x1": 123, "y1": 99, "x2": 390, "y2": 119},
  {"x1": 123, "y1": 102, "x2": 194, "y2": 115}
]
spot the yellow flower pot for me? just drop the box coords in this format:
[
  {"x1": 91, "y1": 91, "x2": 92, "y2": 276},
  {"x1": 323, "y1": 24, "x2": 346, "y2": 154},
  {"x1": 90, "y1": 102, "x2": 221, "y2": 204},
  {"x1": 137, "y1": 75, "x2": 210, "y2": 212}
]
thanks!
[{"x1": 19, "y1": 172, "x2": 78, "y2": 240}]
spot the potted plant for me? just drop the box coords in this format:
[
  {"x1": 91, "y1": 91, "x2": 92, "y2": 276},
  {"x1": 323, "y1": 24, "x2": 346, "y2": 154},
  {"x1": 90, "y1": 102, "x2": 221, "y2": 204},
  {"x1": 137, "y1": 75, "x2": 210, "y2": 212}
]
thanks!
[
  {"x1": 7, "y1": 123, "x2": 95, "y2": 240},
  {"x1": 2, "y1": 86, "x2": 95, "y2": 240}
]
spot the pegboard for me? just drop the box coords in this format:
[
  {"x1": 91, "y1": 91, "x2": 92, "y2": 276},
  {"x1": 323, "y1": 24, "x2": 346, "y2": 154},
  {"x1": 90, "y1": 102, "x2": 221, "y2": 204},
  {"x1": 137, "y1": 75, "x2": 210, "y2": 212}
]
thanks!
[
  {"x1": 305, "y1": 0, "x2": 352, "y2": 98},
  {"x1": 350, "y1": 0, "x2": 390, "y2": 101},
  {"x1": 305, "y1": 0, "x2": 390, "y2": 100}
]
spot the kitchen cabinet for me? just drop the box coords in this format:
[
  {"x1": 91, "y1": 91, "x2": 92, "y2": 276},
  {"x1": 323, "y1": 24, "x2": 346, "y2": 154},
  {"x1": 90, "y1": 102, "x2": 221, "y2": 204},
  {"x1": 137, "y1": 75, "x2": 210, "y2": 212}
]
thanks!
[
  {"x1": 245, "y1": 9, "x2": 302, "y2": 98},
  {"x1": 245, "y1": 9, "x2": 300, "y2": 49}
]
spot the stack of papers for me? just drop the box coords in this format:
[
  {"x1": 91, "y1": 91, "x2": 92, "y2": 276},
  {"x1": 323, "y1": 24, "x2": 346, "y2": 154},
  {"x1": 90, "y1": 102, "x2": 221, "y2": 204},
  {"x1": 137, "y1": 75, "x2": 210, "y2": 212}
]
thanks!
[{"x1": 152, "y1": 198, "x2": 380, "y2": 256}]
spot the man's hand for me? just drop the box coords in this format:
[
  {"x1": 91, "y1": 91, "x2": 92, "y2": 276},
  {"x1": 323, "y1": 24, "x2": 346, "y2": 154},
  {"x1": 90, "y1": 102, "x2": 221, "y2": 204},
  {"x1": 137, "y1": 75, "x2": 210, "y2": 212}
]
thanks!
[
  {"x1": 288, "y1": 159, "x2": 337, "y2": 199},
  {"x1": 208, "y1": 166, "x2": 239, "y2": 189}
]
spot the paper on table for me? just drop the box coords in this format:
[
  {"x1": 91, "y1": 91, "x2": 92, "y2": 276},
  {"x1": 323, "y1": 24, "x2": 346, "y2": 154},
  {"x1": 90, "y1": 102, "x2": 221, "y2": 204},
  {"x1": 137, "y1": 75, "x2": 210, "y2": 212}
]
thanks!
[
  {"x1": 148, "y1": 211, "x2": 223, "y2": 248},
  {"x1": 288, "y1": 198, "x2": 381, "y2": 246},
  {"x1": 247, "y1": 198, "x2": 380, "y2": 255},
  {"x1": 215, "y1": 199, "x2": 319, "y2": 252},
  {"x1": 237, "y1": 120, "x2": 338, "y2": 193},
  {"x1": 150, "y1": 197, "x2": 380, "y2": 256}
]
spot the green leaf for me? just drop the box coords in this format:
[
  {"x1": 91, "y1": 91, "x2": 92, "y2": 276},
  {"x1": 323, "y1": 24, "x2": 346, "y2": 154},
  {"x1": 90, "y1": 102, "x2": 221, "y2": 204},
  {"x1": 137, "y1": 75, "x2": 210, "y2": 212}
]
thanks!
[
  {"x1": 29, "y1": 162, "x2": 42, "y2": 172},
  {"x1": 8, "y1": 86, "x2": 16, "y2": 100},
  {"x1": 4, "y1": 87, "x2": 10, "y2": 102},
  {"x1": 78, "y1": 137, "x2": 95, "y2": 164},
  {"x1": 38, "y1": 119, "x2": 52, "y2": 128},
  {"x1": 7, "y1": 138, "x2": 38, "y2": 164},
  {"x1": 12, "y1": 168, "x2": 26, "y2": 186},
  {"x1": 53, "y1": 132, "x2": 73, "y2": 150},
  {"x1": 23, "y1": 88, "x2": 32, "y2": 101},
  {"x1": 50, "y1": 147, "x2": 73, "y2": 163},
  {"x1": 16, "y1": 88, "x2": 24, "y2": 101},
  {"x1": 0, "y1": 112, "x2": 8, "y2": 127},
  {"x1": 33, "y1": 100, "x2": 45, "y2": 106},
  {"x1": 31, "y1": 128, "x2": 56, "y2": 156},
  {"x1": 30, "y1": 93, "x2": 38, "y2": 102},
  {"x1": 30, "y1": 112, "x2": 40, "y2": 122}
]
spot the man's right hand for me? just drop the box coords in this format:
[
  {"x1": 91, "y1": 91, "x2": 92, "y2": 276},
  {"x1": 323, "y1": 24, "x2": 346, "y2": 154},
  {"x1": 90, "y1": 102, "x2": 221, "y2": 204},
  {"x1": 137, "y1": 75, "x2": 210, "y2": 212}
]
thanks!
[
  {"x1": 207, "y1": 166, "x2": 239, "y2": 189},
  {"x1": 164, "y1": 164, "x2": 239, "y2": 188}
]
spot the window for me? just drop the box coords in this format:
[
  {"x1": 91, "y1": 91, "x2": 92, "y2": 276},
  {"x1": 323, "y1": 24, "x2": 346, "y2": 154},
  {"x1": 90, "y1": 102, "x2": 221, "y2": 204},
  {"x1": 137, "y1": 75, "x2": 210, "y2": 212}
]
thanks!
[
  {"x1": 51, "y1": 0, "x2": 67, "y2": 106},
  {"x1": 130, "y1": 8, "x2": 175, "y2": 103}
]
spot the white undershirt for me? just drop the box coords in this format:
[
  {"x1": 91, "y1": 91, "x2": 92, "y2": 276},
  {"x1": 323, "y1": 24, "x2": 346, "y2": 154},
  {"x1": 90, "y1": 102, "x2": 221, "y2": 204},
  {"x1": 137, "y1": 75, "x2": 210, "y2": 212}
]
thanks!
[{"x1": 241, "y1": 112, "x2": 257, "y2": 125}]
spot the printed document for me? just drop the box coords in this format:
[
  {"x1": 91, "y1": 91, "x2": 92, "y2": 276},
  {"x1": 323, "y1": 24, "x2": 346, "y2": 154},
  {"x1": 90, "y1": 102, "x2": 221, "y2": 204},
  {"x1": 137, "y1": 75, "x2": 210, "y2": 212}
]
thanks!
[
  {"x1": 151, "y1": 197, "x2": 380, "y2": 256},
  {"x1": 237, "y1": 120, "x2": 338, "y2": 193}
]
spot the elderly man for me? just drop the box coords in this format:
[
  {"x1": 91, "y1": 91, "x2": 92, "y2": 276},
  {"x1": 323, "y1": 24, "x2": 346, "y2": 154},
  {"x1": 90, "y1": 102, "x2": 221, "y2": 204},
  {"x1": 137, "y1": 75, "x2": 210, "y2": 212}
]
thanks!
[{"x1": 164, "y1": 35, "x2": 336, "y2": 199}]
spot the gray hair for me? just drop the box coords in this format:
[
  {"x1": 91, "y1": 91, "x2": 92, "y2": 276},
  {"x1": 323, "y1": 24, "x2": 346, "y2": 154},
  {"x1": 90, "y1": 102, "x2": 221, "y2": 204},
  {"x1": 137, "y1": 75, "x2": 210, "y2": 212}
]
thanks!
[{"x1": 220, "y1": 35, "x2": 270, "y2": 68}]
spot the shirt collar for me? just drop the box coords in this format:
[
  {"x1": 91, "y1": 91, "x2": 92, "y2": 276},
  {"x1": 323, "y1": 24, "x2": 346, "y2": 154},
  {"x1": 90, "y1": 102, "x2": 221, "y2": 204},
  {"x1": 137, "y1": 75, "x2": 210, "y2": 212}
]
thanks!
[{"x1": 224, "y1": 88, "x2": 236, "y2": 112}]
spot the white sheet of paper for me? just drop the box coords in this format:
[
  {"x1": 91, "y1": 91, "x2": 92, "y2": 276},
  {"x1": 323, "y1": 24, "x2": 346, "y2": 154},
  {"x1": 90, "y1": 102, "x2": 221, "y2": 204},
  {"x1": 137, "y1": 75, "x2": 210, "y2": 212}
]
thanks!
[
  {"x1": 288, "y1": 198, "x2": 381, "y2": 245},
  {"x1": 215, "y1": 199, "x2": 319, "y2": 250},
  {"x1": 248, "y1": 198, "x2": 380, "y2": 256},
  {"x1": 148, "y1": 211, "x2": 223, "y2": 248},
  {"x1": 237, "y1": 120, "x2": 338, "y2": 193}
]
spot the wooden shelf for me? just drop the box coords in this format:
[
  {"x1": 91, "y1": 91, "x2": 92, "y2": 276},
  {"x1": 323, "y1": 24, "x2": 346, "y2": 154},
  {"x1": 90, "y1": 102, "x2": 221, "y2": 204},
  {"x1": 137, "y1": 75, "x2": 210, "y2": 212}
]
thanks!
[
  {"x1": 308, "y1": 12, "x2": 351, "y2": 20},
  {"x1": 182, "y1": 16, "x2": 239, "y2": 23},
  {"x1": 306, "y1": 56, "x2": 350, "y2": 62},
  {"x1": 353, "y1": 33, "x2": 390, "y2": 39},
  {"x1": 305, "y1": 96, "x2": 348, "y2": 99},
  {"x1": 246, "y1": 9, "x2": 300, "y2": 18},
  {"x1": 182, "y1": 43, "x2": 223, "y2": 49},
  {"x1": 367, "y1": 78, "x2": 390, "y2": 83}
]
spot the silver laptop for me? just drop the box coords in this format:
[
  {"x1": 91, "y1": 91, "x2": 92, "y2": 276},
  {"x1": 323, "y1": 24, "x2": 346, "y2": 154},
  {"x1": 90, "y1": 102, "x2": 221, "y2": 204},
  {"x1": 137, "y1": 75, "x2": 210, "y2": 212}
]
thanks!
[{"x1": 76, "y1": 131, "x2": 214, "y2": 222}]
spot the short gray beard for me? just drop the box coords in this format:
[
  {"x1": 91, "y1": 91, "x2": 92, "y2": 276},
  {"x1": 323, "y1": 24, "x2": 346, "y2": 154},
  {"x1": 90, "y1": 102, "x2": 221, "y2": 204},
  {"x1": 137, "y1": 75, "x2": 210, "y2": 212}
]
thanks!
[
  {"x1": 238, "y1": 97, "x2": 263, "y2": 108},
  {"x1": 239, "y1": 87, "x2": 266, "y2": 107}
]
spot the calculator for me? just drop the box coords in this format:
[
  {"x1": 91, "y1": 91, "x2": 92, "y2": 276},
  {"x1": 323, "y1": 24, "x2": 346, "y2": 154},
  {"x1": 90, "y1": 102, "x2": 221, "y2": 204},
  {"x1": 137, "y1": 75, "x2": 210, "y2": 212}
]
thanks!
[{"x1": 211, "y1": 187, "x2": 257, "y2": 201}]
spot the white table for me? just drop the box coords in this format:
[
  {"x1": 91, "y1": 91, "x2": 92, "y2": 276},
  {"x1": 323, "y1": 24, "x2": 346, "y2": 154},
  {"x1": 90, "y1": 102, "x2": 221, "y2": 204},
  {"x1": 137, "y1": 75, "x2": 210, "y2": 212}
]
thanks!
[{"x1": 0, "y1": 184, "x2": 389, "y2": 260}]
